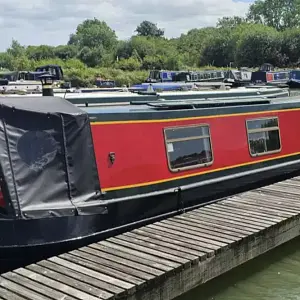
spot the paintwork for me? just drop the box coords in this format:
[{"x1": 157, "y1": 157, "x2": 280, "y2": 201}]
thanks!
[{"x1": 90, "y1": 105, "x2": 300, "y2": 199}]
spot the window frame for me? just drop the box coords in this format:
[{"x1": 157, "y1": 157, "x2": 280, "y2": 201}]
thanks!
[
  {"x1": 163, "y1": 124, "x2": 214, "y2": 173},
  {"x1": 246, "y1": 116, "x2": 282, "y2": 157}
]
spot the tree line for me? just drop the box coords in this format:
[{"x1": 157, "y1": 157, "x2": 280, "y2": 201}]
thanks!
[{"x1": 1, "y1": 0, "x2": 300, "y2": 86}]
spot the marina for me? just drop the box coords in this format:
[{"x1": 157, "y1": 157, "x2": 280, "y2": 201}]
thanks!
[{"x1": 1, "y1": 175, "x2": 300, "y2": 299}]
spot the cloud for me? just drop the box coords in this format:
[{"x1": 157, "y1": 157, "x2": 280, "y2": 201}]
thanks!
[{"x1": 0, "y1": 0, "x2": 252, "y2": 51}]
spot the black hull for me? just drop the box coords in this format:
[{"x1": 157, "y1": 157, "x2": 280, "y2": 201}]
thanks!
[
  {"x1": 1, "y1": 156, "x2": 300, "y2": 272},
  {"x1": 287, "y1": 80, "x2": 300, "y2": 89}
]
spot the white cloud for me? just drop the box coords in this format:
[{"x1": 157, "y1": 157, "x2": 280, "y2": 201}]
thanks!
[{"x1": 0, "y1": 0, "x2": 251, "y2": 51}]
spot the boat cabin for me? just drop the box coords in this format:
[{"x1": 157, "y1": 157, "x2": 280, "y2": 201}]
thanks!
[{"x1": 35, "y1": 64, "x2": 64, "y2": 81}]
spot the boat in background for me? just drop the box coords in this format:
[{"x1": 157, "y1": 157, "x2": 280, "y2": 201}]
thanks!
[
  {"x1": 137, "y1": 69, "x2": 227, "y2": 91},
  {"x1": 224, "y1": 68, "x2": 252, "y2": 87},
  {"x1": 0, "y1": 86, "x2": 289, "y2": 106},
  {"x1": 251, "y1": 63, "x2": 290, "y2": 87},
  {"x1": 287, "y1": 70, "x2": 300, "y2": 89}
]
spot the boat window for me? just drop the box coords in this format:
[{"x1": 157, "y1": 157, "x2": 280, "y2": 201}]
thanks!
[
  {"x1": 246, "y1": 117, "x2": 281, "y2": 157},
  {"x1": 164, "y1": 124, "x2": 213, "y2": 172}
]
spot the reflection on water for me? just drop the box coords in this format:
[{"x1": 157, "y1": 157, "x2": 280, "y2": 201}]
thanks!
[{"x1": 177, "y1": 237, "x2": 300, "y2": 300}]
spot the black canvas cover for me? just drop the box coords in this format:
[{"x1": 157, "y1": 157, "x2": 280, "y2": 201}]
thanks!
[{"x1": 0, "y1": 96, "x2": 106, "y2": 219}]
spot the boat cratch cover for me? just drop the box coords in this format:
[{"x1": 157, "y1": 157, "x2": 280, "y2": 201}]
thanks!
[{"x1": 0, "y1": 96, "x2": 105, "y2": 219}]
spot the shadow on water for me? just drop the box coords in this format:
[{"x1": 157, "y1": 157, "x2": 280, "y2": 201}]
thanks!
[{"x1": 176, "y1": 236, "x2": 300, "y2": 300}]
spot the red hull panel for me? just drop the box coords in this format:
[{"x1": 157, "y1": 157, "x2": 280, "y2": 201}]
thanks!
[{"x1": 91, "y1": 109, "x2": 300, "y2": 192}]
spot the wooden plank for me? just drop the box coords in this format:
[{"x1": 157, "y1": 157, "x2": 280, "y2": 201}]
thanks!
[
  {"x1": 148, "y1": 223, "x2": 221, "y2": 251},
  {"x1": 215, "y1": 202, "x2": 285, "y2": 223},
  {"x1": 174, "y1": 214, "x2": 247, "y2": 238},
  {"x1": 109, "y1": 237, "x2": 187, "y2": 266},
  {"x1": 58, "y1": 253, "x2": 135, "y2": 291},
  {"x1": 21, "y1": 265, "x2": 100, "y2": 300},
  {"x1": 89, "y1": 242, "x2": 171, "y2": 273},
  {"x1": 225, "y1": 196, "x2": 295, "y2": 218},
  {"x1": 238, "y1": 193, "x2": 300, "y2": 214},
  {"x1": 0, "y1": 286, "x2": 28, "y2": 300},
  {"x1": 128, "y1": 229, "x2": 206, "y2": 258},
  {"x1": 84, "y1": 244, "x2": 164, "y2": 277},
  {"x1": 98, "y1": 240, "x2": 176, "y2": 271},
  {"x1": 162, "y1": 218, "x2": 238, "y2": 243},
  {"x1": 199, "y1": 207, "x2": 266, "y2": 230},
  {"x1": 70, "y1": 249, "x2": 146, "y2": 286},
  {"x1": 48, "y1": 256, "x2": 125, "y2": 295},
  {"x1": 188, "y1": 211, "x2": 258, "y2": 233},
  {"x1": 78, "y1": 246, "x2": 156, "y2": 280},
  {"x1": 2, "y1": 271, "x2": 77, "y2": 300},
  {"x1": 159, "y1": 220, "x2": 233, "y2": 247},
  {"x1": 37, "y1": 260, "x2": 114, "y2": 299},
  {"x1": 0, "y1": 275, "x2": 54, "y2": 300},
  {"x1": 120, "y1": 232, "x2": 199, "y2": 261},
  {"x1": 206, "y1": 204, "x2": 278, "y2": 226},
  {"x1": 135, "y1": 226, "x2": 211, "y2": 258}
]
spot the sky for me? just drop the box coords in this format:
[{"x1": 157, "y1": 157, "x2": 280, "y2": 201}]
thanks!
[{"x1": 0, "y1": 0, "x2": 254, "y2": 51}]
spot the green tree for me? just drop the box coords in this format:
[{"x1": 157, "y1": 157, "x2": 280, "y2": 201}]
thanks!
[
  {"x1": 177, "y1": 27, "x2": 218, "y2": 66},
  {"x1": 235, "y1": 24, "x2": 280, "y2": 66},
  {"x1": 68, "y1": 18, "x2": 118, "y2": 50},
  {"x1": 247, "y1": 0, "x2": 300, "y2": 31},
  {"x1": 200, "y1": 29, "x2": 235, "y2": 67},
  {"x1": 135, "y1": 21, "x2": 164, "y2": 37},
  {"x1": 54, "y1": 45, "x2": 78, "y2": 60},
  {"x1": 217, "y1": 16, "x2": 248, "y2": 29},
  {"x1": 25, "y1": 45, "x2": 55, "y2": 60},
  {"x1": 280, "y1": 28, "x2": 300, "y2": 65},
  {"x1": 7, "y1": 40, "x2": 25, "y2": 57}
]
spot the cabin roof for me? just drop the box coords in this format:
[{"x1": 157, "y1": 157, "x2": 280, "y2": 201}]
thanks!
[{"x1": 83, "y1": 96, "x2": 300, "y2": 117}]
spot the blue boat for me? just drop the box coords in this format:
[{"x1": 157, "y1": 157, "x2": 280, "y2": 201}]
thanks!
[
  {"x1": 287, "y1": 70, "x2": 300, "y2": 88},
  {"x1": 251, "y1": 63, "x2": 290, "y2": 86}
]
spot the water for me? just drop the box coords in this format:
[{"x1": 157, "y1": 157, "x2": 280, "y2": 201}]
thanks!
[{"x1": 177, "y1": 237, "x2": 300, "y2": 300}]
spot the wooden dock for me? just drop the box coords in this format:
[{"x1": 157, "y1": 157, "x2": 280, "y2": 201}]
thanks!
[{"x1": 2, "y1": 176, "x2": 300, "y2": 300}]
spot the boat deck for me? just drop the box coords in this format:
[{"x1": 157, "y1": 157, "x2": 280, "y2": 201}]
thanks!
[{"x1": 1, "y1": 176, "x2": 300, "y2": 300}]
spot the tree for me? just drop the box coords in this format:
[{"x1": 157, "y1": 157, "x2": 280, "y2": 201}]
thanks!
[
  {"x1": 177, "y1": 27, "x2": 218, "y2": 66},
  {"x1": 280, "y1": 28, "x2": 300, "y2": 65},
  {"x1": 200, "y1": 29, "x2": 235, "y2": 67},
  {"x1": 25, "y1": 45, "x2": 55, "y2": 60},
  {"x1": 68, "y1": 18, "x2": 118, "y2": 50},
  {"x1": 247, "y1": 0, "x2": 300, "y2": 31},
  {"x1": 7, "y1": 40, "x2": 25, "y2": 57},
  {"x1": 217, "y1": 16, "x2": 248, "y2": 29},
  {"x1": 235, "y1": 24, "x2": 280, "y2": 66},
  {"x1": 135, "y1": 21, "x2": 164, "y2": 37}
]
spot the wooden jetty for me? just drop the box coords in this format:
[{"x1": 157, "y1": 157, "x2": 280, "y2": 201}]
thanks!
[{"x1": 2, "y1": 176, "x2": 300, "y2": 300}]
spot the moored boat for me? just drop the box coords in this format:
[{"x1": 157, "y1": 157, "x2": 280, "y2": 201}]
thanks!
[
  {"x1": 287, "y1": 70, "x2": 300, "y2": 89},
  {"x1": 0, "y1": 94, "x2": 300, "y2": 261}
]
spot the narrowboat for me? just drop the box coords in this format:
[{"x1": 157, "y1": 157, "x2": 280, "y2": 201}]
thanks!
[
  {"x1": 1, "y1": 94, "x2": 300, "y2": 261},
  {"x1": 251, "y1": 63, "x2": 290, "y2": 86},
  {"x1": 56, "y1": 86, "x2": 290, "y2": 106},
  {"x1": 137, "y1": 70, "x2": 226, "y2": 91},
  {"x1": 224, "y1": 69, "x2": 252, "y2": 87},
  {"x1": 287, "y1": 70, "x2": 300, "y2": 89}
]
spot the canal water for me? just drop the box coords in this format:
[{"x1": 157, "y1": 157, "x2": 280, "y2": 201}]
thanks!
[{"x1": 177, "y1": 234, "x2": 300, "y2": 300}]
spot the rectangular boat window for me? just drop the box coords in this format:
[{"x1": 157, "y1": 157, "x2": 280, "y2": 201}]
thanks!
[
  {"x1": 164, "y1": 124, "x2": 213, "y2": 172},
  {"x1": 246, "y1": 117, "x2": 281, "y2": 156}
]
